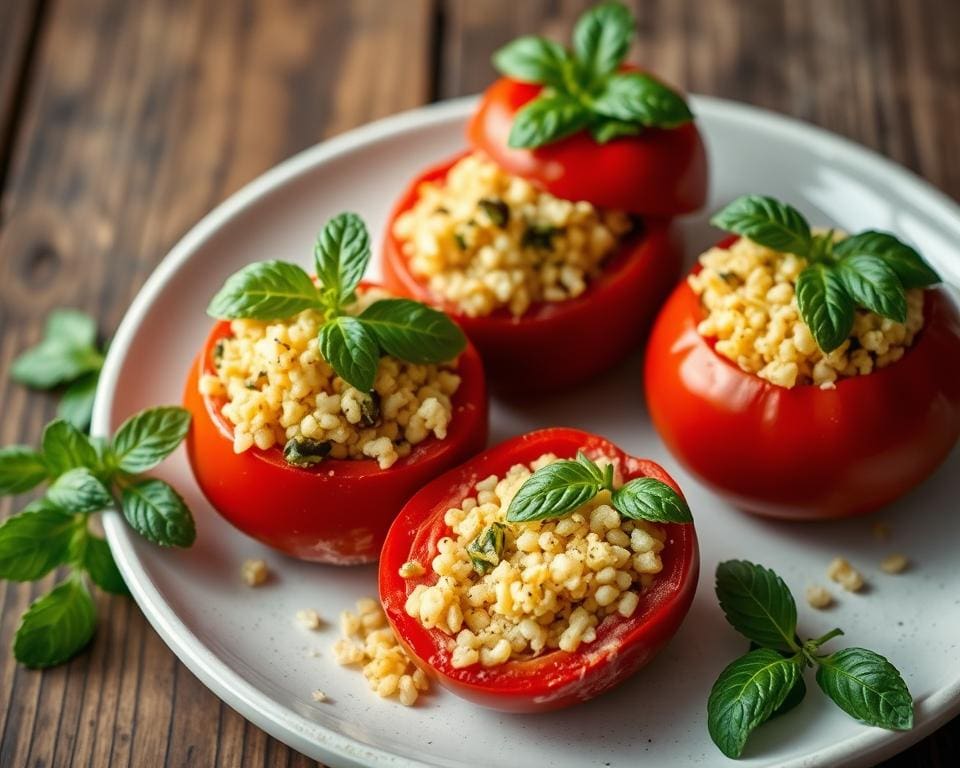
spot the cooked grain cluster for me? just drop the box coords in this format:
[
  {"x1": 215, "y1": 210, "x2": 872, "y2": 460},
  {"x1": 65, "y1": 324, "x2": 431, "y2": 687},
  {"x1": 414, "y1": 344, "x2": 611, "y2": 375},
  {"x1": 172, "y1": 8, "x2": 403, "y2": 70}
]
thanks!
[
  {"x1": 689, "y1": 236, "x2": 924, "y2": 388},
  {"x1": 198, "y1": 298, "x2": 461, "y2": 469},
  {"x1": 392, "y1": 152, "x2": 633, "y2": 317},
  {"x1": 403, "y1": 454, "x2": 666, "y2": 669}
]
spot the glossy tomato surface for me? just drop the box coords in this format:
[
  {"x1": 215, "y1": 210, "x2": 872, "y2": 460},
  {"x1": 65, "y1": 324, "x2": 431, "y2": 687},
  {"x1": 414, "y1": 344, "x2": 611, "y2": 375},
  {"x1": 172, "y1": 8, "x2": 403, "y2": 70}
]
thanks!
[
  {"x1": 183, "y1": 301, "x2": 488, "y2": 564},
  {"x1": 382, "y1": 155, "x2": 683, "y2": 393},
  {"x1": 379, "y1": 428, "x2": 699, "y2": 712},
  {"x1": 645, "y1": 256, "x2": 960, "y2": 520},
  {"x1": 468, "y1": 77, "x2": 708, "y2": 217}
]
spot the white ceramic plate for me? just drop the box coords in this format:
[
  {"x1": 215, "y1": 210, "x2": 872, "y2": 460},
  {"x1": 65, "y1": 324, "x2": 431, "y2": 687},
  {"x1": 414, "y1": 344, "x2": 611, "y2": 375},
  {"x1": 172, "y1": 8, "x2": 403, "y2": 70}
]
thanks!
[{"x1": 93, "y1": 96, "x2": 960, "y2": 768}]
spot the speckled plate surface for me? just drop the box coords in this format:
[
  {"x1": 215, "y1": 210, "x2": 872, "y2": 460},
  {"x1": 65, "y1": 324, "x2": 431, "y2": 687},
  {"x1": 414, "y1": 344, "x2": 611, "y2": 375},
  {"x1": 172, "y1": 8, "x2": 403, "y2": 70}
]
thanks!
[{"x1": 93, "y1": 96, "x2": 960, "y2": 768}]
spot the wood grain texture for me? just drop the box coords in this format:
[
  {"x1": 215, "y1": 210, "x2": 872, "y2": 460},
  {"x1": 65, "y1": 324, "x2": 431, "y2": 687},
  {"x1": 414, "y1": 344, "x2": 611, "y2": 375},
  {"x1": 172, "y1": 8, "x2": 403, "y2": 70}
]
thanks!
[{"x1": 0, "y1": 0, "x2": 957, "y2": 766}]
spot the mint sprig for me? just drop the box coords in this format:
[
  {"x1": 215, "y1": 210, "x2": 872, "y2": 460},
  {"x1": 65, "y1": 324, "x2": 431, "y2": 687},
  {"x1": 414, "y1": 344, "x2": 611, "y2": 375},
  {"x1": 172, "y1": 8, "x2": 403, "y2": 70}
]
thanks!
[
  {"x1": 207, "y1": 212, "x2": 466, "y2": 393},
  {"x1": 709, "y1": 195, "x2": 941, "y2": 353},
  {"x1": 708, "y1": 560, "x2": 913, "y2": 759},
  {"x1": 505, "y1": 451, "x2": 693, "y2": 525},
  {"x1": 0, "y1": 406, "x2": 194, "y2": 668},
  {"x1": 492, "y1": 1, "x2": 693, "y2": 148}
]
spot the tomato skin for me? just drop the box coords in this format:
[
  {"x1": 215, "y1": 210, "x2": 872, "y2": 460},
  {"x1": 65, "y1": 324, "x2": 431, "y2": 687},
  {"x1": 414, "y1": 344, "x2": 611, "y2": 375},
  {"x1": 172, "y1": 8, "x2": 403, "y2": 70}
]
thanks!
[
  {"x1": 382, "y1": 155, "x2": 684, "y2": 393},
  {"x1": 379, "y1": 428, "x2": 699, "y2": 712},
  {"x1": 182, "y1": 300, "x2": 489, "y2": 564},
  {"x1": 644, "y1": 257, "x2": 960, "y2": 520},
  {"x1": 467, "y1": 77, "x2": 708, "y2": 217}
]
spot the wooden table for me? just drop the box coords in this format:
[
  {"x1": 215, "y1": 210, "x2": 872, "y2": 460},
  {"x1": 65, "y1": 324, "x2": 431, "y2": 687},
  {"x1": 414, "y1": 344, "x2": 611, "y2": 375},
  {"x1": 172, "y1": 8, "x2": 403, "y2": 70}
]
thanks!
[{"x1": 1, "y1": 1, "x2": 957, "y2": 764}]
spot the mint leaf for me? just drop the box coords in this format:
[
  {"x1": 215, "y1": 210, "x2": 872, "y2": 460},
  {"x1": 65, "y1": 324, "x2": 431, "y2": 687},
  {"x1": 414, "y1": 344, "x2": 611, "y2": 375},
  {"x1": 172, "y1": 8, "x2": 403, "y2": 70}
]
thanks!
[
  {"x1": 836, "y1": 254, "x2": 907, "y2": 323},
  {"x1": 71, "y1": 530, "x2": 127, "y2": 595},
  {"x1": 13, "y1": 575, "x2": 97, "y2": 668},
  {"x1": 0, "y1": 446, "x2": 49, "y2": 495},
  {"x1": 492, "y1": 35, "x2": 568, "y2": 88},
  {"x1": 612, "y1": 477, "x2": 692, "y2": 523},
  {"x1": 711, "y1": 195, "x2": 812, "y2": 257},
  {"x1": 505, "y1": 459, "x2": 602, "y2": 522},
  {"x1": 57, "y1": 370, "x2": 100, "y2": 432},
  {"x1": 0, "y1": 502, "x2": 77, "y2": 580},
  {"x1": 112, "y1": 406, "x2": 191, "y2": 473},
  {"x1": 796, "y1": 263, "x2": 855, "y2": 352},
  {"x1": 834, "y1": 231, "x2": 940, "y2": 289},
  {"x1": 11, "y1": 309, "x2": 103, "y2": 389},
  {"x1": 120, "y1": 478, "x2": 196, "y2": 547},
  {"x1": 707, "y1": 649, "x2": 802, "y2": 759},
  {"x1": 207, "y1": 261, "x2": 319, "y2": 320},
  {"x1": 508, "y1": 93, "x2": 592, "y2": 149},
  {"x1": 815, "y1": 648, "x2": 913, "y2": 730},
  {"x1": 592, "y1": 72, "x2": 692, "y2": 128},
  {"x1": 572, "y1": 1, "x2": 634, "y2": 82},
  {"x1": 47, "y1": 468, "x2": 112, "y2": 514},
  {"x1": 313, "y1": 212, "x2": 371, "y2": 307},
  {"x1": 770, "y1": 675, "x2": 806, "y2": 721},
  {"x1": 715, "y1": 560, "x2": 798, "y2": 651},
  {"x1": 318, "y1": 316, "x2": 380, "y2": 392},
  {"x1": 42, "y1": 419, "x2": 99, "y2": 477},
  {"x1": 358, "y1": 298, "x2": 466, "y2": 364}
]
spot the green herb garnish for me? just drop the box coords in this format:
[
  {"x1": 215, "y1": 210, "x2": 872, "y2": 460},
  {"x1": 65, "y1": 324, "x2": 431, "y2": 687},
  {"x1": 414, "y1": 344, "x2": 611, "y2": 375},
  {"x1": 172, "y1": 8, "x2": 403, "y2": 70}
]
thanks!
[
  {"x1": 707, "y1": 560, "x2": 913, "y2": 759},
  {"x1": 207, "y1": 212, "x2": 467, "y2": 392},
  {"x1": 505, "y1": 451, "x2": 693, "y2": 524},
  {"x1": 492, "y1": 1, "x2": 693, "y2": 148},
  {"x1": 467, "y1": 522, "x2": 507, "y2": 574},
  {"x1": 478, "y1": 198, "x2": 510, "y2": 228},
  {"x1": 521, "y1": 224, "x2": 562, "y2": 251},
  {"x1": 282, "y1": 437, "x2": 332, "y2": 467},
  {"x1": 710, "y1": 195, "x2": 941, "y2": 353},
  {"x1": 0, "y1": 407, "x2": 195, "y2": 668}
]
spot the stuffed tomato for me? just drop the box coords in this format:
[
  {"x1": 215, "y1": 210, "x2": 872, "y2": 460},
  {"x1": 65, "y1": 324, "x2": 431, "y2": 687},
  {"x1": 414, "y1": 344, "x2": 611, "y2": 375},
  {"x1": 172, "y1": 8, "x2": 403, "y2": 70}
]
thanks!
[
  {"x1": 184, "y1": 213, "x2": 488, "y2": 563},
  {"x1": 382, "y1": 2, "x2": 704, "y2": 393},
  {"x1": 645, "y1": 195, "x2": 960, "y2": 520},
  {"x1": 379, "y1": 428, "x2": 699, "y2": 712}
]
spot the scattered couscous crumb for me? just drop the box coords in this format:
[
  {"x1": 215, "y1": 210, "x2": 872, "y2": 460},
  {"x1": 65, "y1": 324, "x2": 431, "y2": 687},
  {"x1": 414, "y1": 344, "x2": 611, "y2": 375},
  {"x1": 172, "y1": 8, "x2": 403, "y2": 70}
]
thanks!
[
  {"x1": 688, "y1": 235, "x2": 924, "y2": 388},
  {"x1": 880, "y1": 553, "x2": 910, "y2": 574},
  {"x1": 333, "y1": 598, "x2": 428, "y2": 706},
  {"x1": 404, "y1": 453, "x2": 666, "y2": 668},
  {"x1": 398, "y1": 560, "x2": 426, "y2": 579},
  {"x1": 872, "y1": 521, "x2": 892, "y2": 541},
  {"x1": 805, "y1": 584, "x2": 834, "y2": 610},
  {"x1": 311, "y1": 689, "x2": 328, "y2": 703},
  {"x1": 393, "y1": 152, "x2": 633, "y2": 317},
  {"x1": 296, "y1": 609, "x2": 323, "y2": 630},
  {"x1": 241, "y1": 558, "x2": 269, "y2": 587},
  {"x1": 826, "y1": 557, "x2": 865, "y2": 592}
]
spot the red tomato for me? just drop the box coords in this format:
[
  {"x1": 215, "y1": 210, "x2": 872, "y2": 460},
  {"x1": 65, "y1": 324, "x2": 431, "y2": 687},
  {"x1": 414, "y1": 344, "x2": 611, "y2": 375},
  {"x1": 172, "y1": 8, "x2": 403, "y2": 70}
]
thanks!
[
  {"x1": 467, "y1": 77, "x2": 708, "y2": 217},
  {"x1": 182, "y1": 294, "x2": 489, "y2": 564},
  {"x1": 382, "y1": 155, "x2": 683, "y2": 393},
  {"x1": 379, "y1": 428, "x2": 699, "y2": 712},
  {"x1": 644, "y1": 245, "x2": 960, "y2": 520}
]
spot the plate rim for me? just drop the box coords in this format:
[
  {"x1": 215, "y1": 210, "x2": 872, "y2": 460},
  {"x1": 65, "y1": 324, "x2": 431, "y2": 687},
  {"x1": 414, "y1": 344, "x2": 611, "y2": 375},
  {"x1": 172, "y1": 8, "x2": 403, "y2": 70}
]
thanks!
[{"x1": 93, "y1": 94, "x2": 960, "y2": 768}]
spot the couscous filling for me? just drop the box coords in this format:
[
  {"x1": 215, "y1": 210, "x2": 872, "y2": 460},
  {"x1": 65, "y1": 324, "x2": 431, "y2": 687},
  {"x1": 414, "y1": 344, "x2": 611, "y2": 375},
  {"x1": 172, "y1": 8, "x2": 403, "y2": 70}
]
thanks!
[
  {"x1": 392, "y1": 152, "x2": 634, "y2": 317},
  {"x1": 403, "y1": 453, "x2": 666, "y2": 669},
  {"x1": 198, "y1": 292, "x2": 461, "y2": 469},
  {"x1": 689, "y1": 236, "x2": 924, "y2": 389}
]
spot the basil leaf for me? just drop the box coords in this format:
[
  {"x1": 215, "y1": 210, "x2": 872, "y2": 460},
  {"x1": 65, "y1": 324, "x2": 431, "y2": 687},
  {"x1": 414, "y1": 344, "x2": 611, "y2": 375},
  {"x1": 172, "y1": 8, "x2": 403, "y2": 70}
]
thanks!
[
  {"x1": 13, "y1": 575, "x2": 97, "y2": 668},
  {"x1": 508, "y1": 93, "x2": 592, "y2": 149},
  {"x1": 506, "y1": 460, "x2": 601, "y2": 522},
  {"x1": 313, "y1": 212, "x2": 371, "y2": 307},
  {"x1": 120, "y1": 478, "x2": 196, "y2": 547},
  {"x1": 837, "y1": 254, "x2": 907, "y2": 323},
  {"x1": 592, "y1": 72, "x2": 693, "y2": 128},
  {"x1": 467, "y1": 522, "x2": 507, "y2": 575},
  {"x1": 715, "y1": 560, "x2": 798, "y2": 651},
  {"x1": 707, "y1": 649, "x2": 802, "y2": 759},
  {"x1": 112, "y1": 406, "x2": 192, "y2": 473},
  {"x1": 711, "y1": 195, "x2": 812, "y2": 257},
  {"x1": 11, "y1": 337, "x2": 103, "y2": 390},
  {"x1": 42, "y1": 419, "x2": 99, "y2": 477},
  {"x1": 283, "y1": 437, "x2": 332, "y2": 468},
  {"x1": 207, "y1": 261, "x2": 319, "y2": 320},
  {"x1": 815, "y1": 648, "x2": 913, "y2": 730},
  {"x1": 74, "y1": 532, "x2": 128, "y2": 595},
  {"x1": 492, "y1": 35, "x2": 568, "y2": 88},
  {"x1": 590, "y1": 118, "x2": 641, "y2": 143},
  {"x1": 612, "y1": 477, "x2": 693, "y2": 523},
  {"x1": 358, "y1": 298, "x2": 466, "y2": 364},
  {"x1": 572, "y1": 1, "x2": 634, "y2": 82},
  {"x1": 46, "y1": 309, "x2": 98, "y2": 349},
  {"x1": 57, "y1": 370, "x2": 100, "y2": 432},
  {"x1": 0, "y1": 446, "x2": 49, "y2": 495},
  {"x1": 796, "y1": 263, "x2": 855, "y2": 352},
  {"x1": 318, "y1": 316, "x2": 380, "y2": 392},
  {"x1": 834, "y1": 230, "x2": 940, "y2": 289},
  {"x1": 0, "y1": 502, "x2": 77, "y2": 581},
  {"x1": 574, "y1": 451, "x2": 607, "y2": 485},
  {"x1": 47, "y1": 468, "x2": 112, "y2": 514}
]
